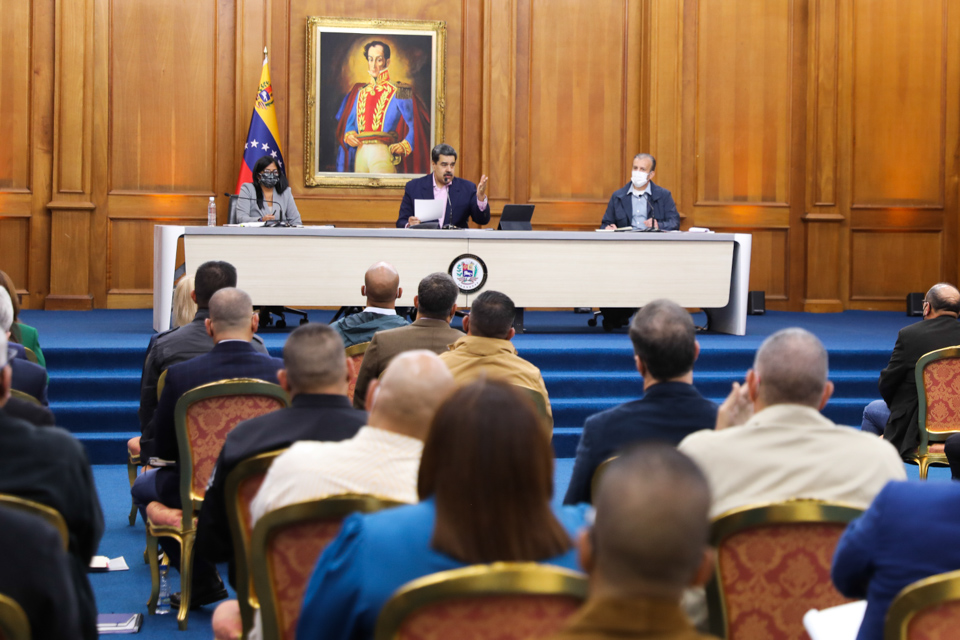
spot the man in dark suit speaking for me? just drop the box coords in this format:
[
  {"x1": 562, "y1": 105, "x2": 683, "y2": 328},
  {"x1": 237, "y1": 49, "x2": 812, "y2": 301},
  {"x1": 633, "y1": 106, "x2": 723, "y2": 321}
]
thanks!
[
  {"x1": 397, "y1": 143, "x2": 490, "y2": 228},
  {"x1": 600, "y1": 153, "x2": 679, "y2": 230}
]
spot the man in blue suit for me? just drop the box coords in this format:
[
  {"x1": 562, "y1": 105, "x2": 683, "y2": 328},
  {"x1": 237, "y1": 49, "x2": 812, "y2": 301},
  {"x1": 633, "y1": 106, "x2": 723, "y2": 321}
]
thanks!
[
  {"x1": 600, "y1": 153, "x2": 680, "y2": 230},
  {"x1": 134, "y1": 287, "x2": 284, "y2": 607},
  {"x1": 833, "y1": 480, "x2": 960, "y2": 640},
  {"x1": 564, "y1": 300, "x2": 717, "y2": 505},
  {"x1": 396, "y1": 144, "x2": 490, "y2": 228}
]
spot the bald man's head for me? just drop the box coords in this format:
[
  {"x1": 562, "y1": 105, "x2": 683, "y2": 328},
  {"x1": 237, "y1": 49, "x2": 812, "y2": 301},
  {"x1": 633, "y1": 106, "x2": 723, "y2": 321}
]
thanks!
[
  {"x1": 369, "y1": 350, "x2": 455, "y2": 440},
  {"x1": 207, "y1": 288, "x2": 256, "y2": 340},
  {"x1": 362, "y1": 262, "x2": 401, "y2": 308},
  {"x1": 925, "y1": 283, "x2": 960, "y2": 318},
  {"x1": 753, "y1": 328, "x2": 830, "y2": 408},
  {"x1": 590, "y1": 444, "x2": 711, "y2": 596}
]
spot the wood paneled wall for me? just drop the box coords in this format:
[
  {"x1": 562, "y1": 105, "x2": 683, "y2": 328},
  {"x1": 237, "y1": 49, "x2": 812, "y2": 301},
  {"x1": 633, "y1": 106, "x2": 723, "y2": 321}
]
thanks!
[{"x1": 1, "y1": 0, "x2": 958, "y2": 311}]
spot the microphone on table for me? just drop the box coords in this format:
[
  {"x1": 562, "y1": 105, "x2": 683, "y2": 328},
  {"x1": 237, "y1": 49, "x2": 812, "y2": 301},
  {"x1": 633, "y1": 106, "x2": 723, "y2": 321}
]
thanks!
[{"x1": 224, "y1": 193, "x2": 288, "y2": 227}]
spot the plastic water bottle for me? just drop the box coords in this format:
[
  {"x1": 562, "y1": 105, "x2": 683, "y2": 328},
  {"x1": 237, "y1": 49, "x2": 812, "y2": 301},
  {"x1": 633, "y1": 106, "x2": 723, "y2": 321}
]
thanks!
[
  {"x1": 207, "y1": 196, "x2": 217, "y2": 227},
  {"x1": 156, "y1": 564, "x2": 172, "y2": 615}
]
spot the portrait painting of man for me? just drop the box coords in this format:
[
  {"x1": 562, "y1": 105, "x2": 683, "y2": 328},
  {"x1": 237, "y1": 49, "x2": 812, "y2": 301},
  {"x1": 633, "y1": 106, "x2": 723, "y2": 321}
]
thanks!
[{"x1": 306, "y1": 18, "x2": 446, "y2": 188}]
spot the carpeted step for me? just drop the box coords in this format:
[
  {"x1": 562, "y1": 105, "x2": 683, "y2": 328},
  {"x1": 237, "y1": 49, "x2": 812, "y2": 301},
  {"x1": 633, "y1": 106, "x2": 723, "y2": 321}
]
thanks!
[
  {"x1": 42, "y1": 347, "x2": 147, "y2": 373},
  {"x1": 49, "y1": 371, "x2": 141, "y2": 403},
  {"x1": 75, "y1": 431, "x2": 137, "y2": 465},
  {"x1": 51, "y1": 401, "x2": 139, "y2": 434}
]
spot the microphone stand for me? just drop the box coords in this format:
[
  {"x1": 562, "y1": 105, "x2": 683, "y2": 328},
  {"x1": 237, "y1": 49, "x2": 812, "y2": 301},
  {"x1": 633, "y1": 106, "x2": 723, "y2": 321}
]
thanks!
[{"x1": 225, "y1": 192, "x2": 289, "y2": 227}]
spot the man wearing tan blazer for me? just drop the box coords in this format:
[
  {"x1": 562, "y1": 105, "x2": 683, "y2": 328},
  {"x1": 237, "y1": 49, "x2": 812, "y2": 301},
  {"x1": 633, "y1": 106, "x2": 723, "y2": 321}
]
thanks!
[{"x1": 353, "y1": 273, "x2": 464, "y2": 409}]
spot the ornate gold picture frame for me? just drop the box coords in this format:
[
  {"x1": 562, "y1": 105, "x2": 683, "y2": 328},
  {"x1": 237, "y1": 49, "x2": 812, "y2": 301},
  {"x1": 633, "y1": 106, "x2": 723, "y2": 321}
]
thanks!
[{"x1": 305, "y1": 17, "x2": 446, "y2": 188}]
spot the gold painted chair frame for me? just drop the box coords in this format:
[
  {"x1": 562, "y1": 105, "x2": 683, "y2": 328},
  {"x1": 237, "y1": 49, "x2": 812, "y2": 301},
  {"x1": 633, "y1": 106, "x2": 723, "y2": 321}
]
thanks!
[
  {"x1": 0, "y1": 593, "x2": 30, "y2": 640},
  {"x1": 885, "y1": 568, "x2": 960, "y2": 640},
  {"x1": 590, "y1": 455, "x2": 618, "y2": 504},
  {"x1": 251, "y1": 494, "x2": 404, "y2": 640},
  {"x1": 0, "y1": 494, "x2": 69, "y2": 550},
  {"x1": 907, "y1": 347, "x2": 960, "y2": 479},
  {"x1": 145, "y1": 378, "x2": 288, "y2": 630},
  {"x1": 705, "y1": 499, "x2": 864, "y2": 639},
  {"x1": 8, "y1": 389, "x2": 40, "y2": 406},
  {"x1": 225, "y1": 448, "x2": 286, "y2": 637},
  {"x1": 128, "y1": 369, "x2": 169, "y2": 526},
  {"x1": 21, "y1": 346, "x2": 39, "y2": 365},
  {"x1": 374, "y1": 562, "x2": 589, "y2": 640}
]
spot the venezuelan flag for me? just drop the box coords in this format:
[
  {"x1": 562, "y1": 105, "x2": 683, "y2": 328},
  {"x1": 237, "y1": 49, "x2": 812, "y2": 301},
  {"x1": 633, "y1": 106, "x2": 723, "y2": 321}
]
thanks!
[{"x1": 235, "y1": 52, "x2": 286, "y2": 192}]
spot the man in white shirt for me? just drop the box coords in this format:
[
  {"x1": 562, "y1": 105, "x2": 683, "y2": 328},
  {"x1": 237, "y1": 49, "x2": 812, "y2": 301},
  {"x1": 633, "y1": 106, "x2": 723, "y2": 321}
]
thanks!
[
  {"x1": 213, "y1": 350, "x2": 455, "y2": 640},
  {"x1": 679, "y1": 327, "x2": 906, "y2": 519},
  {"x1": 330, "y1": 261, "x2": 410, "y2": 347}
]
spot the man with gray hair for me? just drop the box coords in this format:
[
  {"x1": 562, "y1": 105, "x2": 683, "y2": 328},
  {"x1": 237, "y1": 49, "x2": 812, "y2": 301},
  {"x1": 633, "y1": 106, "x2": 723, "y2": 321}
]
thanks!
[
  {"x1": 195, "y1": 323, "x2": 368, "y2": 588},
  {"x1": 679, "y1": 328, "x2": 905, "y2": 518},
  {"x1": 564, "y1": 300, "x2": 716, "y2": 504},
  {"x1": 550, "y1": 443, "x2": 718, "y2": 640},
  {"x1": 134, "y1": 287, "x2": 284, "y2": 608}
]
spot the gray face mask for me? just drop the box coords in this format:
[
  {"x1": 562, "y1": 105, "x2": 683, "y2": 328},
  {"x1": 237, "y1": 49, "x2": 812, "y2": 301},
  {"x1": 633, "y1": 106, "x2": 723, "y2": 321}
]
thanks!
[{"x1": 260, "y1": 172, "x2": 279, "y2": 188}]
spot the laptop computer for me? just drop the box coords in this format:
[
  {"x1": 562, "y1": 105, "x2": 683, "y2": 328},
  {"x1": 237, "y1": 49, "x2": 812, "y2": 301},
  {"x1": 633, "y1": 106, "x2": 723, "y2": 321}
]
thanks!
[{"x1": 497, "y1": 204, "x2": 535, "y2": 230}]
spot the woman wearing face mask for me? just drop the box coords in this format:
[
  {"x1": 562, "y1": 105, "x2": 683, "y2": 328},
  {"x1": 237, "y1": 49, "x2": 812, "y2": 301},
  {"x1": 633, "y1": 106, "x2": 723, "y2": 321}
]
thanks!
[{"x1": 235, "y1": 155, "x2": 302, "y2": 225}]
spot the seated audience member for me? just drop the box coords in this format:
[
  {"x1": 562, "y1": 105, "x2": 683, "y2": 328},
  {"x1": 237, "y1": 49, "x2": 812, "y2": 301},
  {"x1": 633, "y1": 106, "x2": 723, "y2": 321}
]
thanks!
[
  {"x1": 353, "y1": 272, "x2": 464, "y2": 408},
  {"x1": 549, "y1": 444, "x2": 718, "y2": 640},
  {"x1": 0, "y1": 332, "x2": 104, "y2": 640},
  {"x1": 564, "y1": 300, "x2": 717, "y2": 505},
  {"x1": 138, "y1": 261, "x2": 269, "y2": 436},
  {"x1": 221, "y1": 350, "x2": 453, "y2": 640},
  {"x1": 134, "y1": 287, "x2": 284, "y2": 608},
  {"x1": 832, "y1": 480, "x2": 960, "y2": 640},
  {"x1": 0, "y1": 507, "x2": 83, "y2": 640},
  {"x1": 0, "y1": 287, "x2": 47, "y2": 404},
  {"x1": 439, "y1": 290, "x2": 552, "y2": 422},
  {"x1": 859, "y1": 283, "x2": 960, "y2": 442},
  {"x1": 679, "y1": 328, "x2": 906, "y2": 518},
  {"x1": 196, "y1": 323, "x2": 368, "y2": 585},
  {"x1": 0, "y1": 269, "x2": 46, "y2": 367},
  {"x1": 173, "y1": 275, "x2": 198, "y2": 329},
  {"x1": 295, "y1": 379, "x2": 589, "y2": 640},
  {"x1": 330, "y1": 261, "x2": 409, "y2": 348}
]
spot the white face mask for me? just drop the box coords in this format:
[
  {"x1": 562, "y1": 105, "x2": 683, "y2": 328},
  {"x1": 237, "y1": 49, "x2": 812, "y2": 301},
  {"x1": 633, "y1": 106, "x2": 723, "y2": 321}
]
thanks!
[{"x1": 631, "y1": 171, "x2": 650, "y2": 188}]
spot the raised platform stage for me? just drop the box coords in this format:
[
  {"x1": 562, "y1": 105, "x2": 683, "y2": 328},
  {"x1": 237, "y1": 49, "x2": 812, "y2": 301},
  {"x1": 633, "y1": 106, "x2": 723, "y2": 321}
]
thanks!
[{"x1": 20, "y1": 307, "x2": 916, "y2": 465}]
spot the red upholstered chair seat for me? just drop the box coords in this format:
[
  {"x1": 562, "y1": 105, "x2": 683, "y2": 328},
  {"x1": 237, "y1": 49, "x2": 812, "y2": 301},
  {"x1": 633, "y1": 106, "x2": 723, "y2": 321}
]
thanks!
[
  {"x1": 716, "y1": 522, "x2": 853, "y2": 640},
  {"x1": 395, "y1": 594, "x2": 582, "y2": 640},
  {"x1": 146, "y1": 502, "x2": 186, "y2": 528}
]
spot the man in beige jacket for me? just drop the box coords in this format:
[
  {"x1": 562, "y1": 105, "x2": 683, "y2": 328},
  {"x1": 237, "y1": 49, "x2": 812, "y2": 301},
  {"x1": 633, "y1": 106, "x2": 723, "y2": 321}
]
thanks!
[{"x1": 439, "y1": 290, "x2": 552, "y2": 425}]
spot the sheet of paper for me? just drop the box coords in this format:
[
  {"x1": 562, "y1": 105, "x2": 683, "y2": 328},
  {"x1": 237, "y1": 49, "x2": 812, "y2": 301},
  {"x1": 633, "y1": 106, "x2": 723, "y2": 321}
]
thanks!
[
  {"x1": 803, "y1": 600, "x2": 867, "y2": 640},
  {"x1": 414, "y1": 198, "x2": 445, "y2": 223},
  {"x1": 108, "y1": 556, "x2": 129, "y2": 571}
]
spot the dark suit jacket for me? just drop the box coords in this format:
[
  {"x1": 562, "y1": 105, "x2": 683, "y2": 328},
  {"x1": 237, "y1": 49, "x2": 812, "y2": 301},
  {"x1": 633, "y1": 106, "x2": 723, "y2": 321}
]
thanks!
[
  {"x1": 833, "y1": 480, "x2": 960, "y2": 640},
  {"x1": 563, "y1": 382, "x2": 717, "y2": 505},
  {"x1": 0, "y1": 507, "x2": 83, "y2": 640},
  {"x1": 599, "y1": 181, "x2": 680, "y2": 230},
  {"x1": 10, "y1": 342, "x2": 27, "y2": 361},
  {"x1": 0, "y1": 409, "x2": 104, "y2": 640},
  {"x1": 353, "y1": 317, "x2": 464, "y2": 409},
  {"x1": 396, "y1": 174, "x2": 491, "y2": 228},
  {"x1": 3, "y1": 396, "x2": 55, "y2": 426},
  {"x1": 141, "y1": 340, "x2": 284, "y2": 507},
  {"x1": 139, "y1": 309, "x2": 269, "y2": 433},
  {"x1": 879, "y1": 315, "x2": 960, "y2": 457},
  {"x1": 195, "y1": 393, "x2": 366, "y2": 585},
  {"x1": 10, "y1": 357, "x2": 48, "y2": 405}
]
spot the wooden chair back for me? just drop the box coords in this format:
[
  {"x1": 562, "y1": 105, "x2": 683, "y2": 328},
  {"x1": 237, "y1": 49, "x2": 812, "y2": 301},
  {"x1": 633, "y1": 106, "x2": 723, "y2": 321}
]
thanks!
[
  {"x1": 344, "y1": 342, "x2": 371, "y2": 404},
  {"x1": 374, "y1": 563, "x2": 588, "y2": 640},
  {"x1": 224, "y1": 448, "x2": 286, "y2": 635},
  {"x1": 706, "y1": 499, "x2": 863, "y2": 640},
  {"x1": 251, "y1": 494, "x2": 404, "y2": 640},
  {"x1": 0, "y1": 594, "x2": 29, "y2": 640},
  {"x1": 886, "y1": 569, "x2": 960, "y2": 640},
  {"x1": 0, "y1": 494, "x2": 69, "y2": 550}
]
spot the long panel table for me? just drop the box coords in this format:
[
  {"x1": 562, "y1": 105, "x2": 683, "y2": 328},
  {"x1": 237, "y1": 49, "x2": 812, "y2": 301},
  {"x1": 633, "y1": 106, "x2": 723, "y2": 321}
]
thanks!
[{"x1": 154, "y1": 226, "x2": 752, "y2": 334}]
